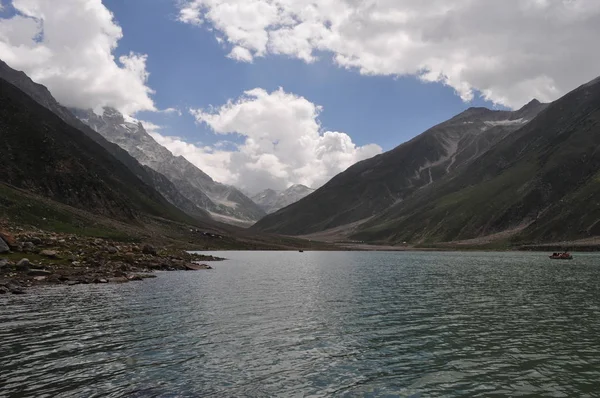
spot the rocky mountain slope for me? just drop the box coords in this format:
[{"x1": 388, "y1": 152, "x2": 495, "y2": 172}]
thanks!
[
  {"x1": 0, "y1": 77, "x2": 195, "y2": 224},
  {"x1": 72, "y1": 108, "x2": 266, "y2": 225},
  {"x1": 0, "y1": 62, "x2": 334, "y2": 252},
  {"x1": 352, "y1": 75, "x2": 600, "y2": 244},
  {"x1": 253, "y1": 100, "x2": 547, "y2": 236},
  {"x1": 0, "y1": 60, "x2": 210, "y2": 221},
  {"x1": 252, "y1": 185, "x2": 315, "y2": 214}
]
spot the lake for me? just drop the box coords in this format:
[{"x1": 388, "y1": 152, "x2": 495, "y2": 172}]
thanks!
[{"x1": 2, "y1": 251, "x2": 600, "y2": 397}]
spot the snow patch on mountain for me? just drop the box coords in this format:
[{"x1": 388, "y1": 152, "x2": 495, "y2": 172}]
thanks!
[{"x1": 484, "y1": 118, "x2": 527, "y2": 127}]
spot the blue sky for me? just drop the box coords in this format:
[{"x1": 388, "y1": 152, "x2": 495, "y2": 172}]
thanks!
[
  {"x1": 1, "y1": 0, "x2": 598, "y2": 192},
  {"x1": 104, "y1": 0, "x2": 500, "y2": 151}
]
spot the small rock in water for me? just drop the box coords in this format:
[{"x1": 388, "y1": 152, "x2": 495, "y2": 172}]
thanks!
[
  {"x1": 184, "y1": 263, "x2": 213, "y2": 270},
  {"x1": 6, "y1": 281, "x2": 25, "y2": 294},
  {"x1": 39, "y1": 250, "x2": 58, "y2": 258},
  {"x1": 127, "y1": 274, "x2": 144, "y2": 281},
  {"x1": 33, "y1": 276, "x2": 47, "y2": 281}
]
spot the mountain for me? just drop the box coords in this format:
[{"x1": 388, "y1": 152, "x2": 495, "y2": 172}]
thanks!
[
  {"x1": 252, "y1": 99, "x2": 547, "y2": 236},
  {"x1": 252, "y1": 184, "x2": 315, "y2": 214},
  {"x1": 351, "y1": 75, "x2": 600, "y2": 244},
  {"x1": 71, "y1": 107, "x2": 266, "y2": 226},
  {"x1": 0, "y1": 76, "x2": 196, "y2": 223},
  {"x1": 0, "y1": 59, "x2": 210, "y2": 221}
]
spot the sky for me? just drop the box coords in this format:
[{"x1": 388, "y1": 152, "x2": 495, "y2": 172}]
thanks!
[{"x1": 1, "y1": 0, "x2": 600, "y2": 194}]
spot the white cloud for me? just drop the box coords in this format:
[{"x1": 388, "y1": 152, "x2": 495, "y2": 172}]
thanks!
[
  {"x1": 152, "y1": 88, "x2": 382, "y2": 193},
  {"x1": 177, "y1": 0, "x2": 600, "y2": 108},
  {"x1": 0, "y1": 0, "x2": 155, "y2": 114}
]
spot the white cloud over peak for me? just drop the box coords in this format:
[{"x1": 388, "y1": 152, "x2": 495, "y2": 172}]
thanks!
[
  {"x1": 0, "y1": 0, "x2": 155, "y2": 114},
  {"x1": 153, "y1": 88, "x2": 382, "y2": 193},
  {"x1": 177, "y1": 0, "x2": 600, "y2": 109}
]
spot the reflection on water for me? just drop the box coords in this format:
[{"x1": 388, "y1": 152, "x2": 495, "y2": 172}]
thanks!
[{"x1": 2, "y1": 251, "x2": 600, "y2": 397}]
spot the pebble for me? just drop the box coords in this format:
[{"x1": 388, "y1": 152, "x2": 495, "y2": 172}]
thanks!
[
  {"x1": 28, "y1": 269, "x2": 52, "y2": 276},
  {"x1": 39, "y1": 250, "x2": 58, "y2": 258},
  {"x1": 16, "y1": 259, "x2": 30, "y2": 272}
]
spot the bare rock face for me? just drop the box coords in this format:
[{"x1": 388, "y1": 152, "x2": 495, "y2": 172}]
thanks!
[
  {"x1": 252, "y1": 184, "x2": 315, "y2": 214},
  {"x1": 71, "y1": 107, "x2": 266, "y2": 225}
]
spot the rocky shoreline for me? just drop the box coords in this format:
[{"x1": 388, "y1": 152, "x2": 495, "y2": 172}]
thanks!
[{"x1": 0, "y1": 227, "x2": 223, "y2": 295}]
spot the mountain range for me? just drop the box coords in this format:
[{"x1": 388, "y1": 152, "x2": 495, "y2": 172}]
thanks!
[
  {"x1": 253, "y1": 98, "x2": 547, "y2": 236},
  {"x1": 0, "y1": 60, "x2": 211, "y2": 222},
  {"x1": 3, "y1": 55, "x2": 600, "y2": 248},
  {"x1": 253, "y1": 75, "x2": 600, "y2": 246},
  {"x1": 70, "y1": 107, "x2": 265, "y2": 226},
  {"x1": 0, "y1": 60, "x2": 325, "y2": 250},
  {"x1": 251, "y1": 185, "x2": 315, "y2": 214},
  {"x1": 0, "y1": 72, "x2": 194, "y2": 225}
]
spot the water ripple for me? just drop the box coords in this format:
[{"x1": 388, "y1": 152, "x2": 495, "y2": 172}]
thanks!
[{"x1": 2, "y1": 251, "x2": 600, "y2": 396}]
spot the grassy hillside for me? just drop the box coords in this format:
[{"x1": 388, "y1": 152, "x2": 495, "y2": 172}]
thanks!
[
  {"x1": 353, "y1": 77, "x2": 600, "y2": 245},
  {"x1": 252, "y1": 101, "x2": 546, "y2": 236}
]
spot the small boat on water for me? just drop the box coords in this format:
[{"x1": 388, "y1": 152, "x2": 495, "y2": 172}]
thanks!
[{"x1": 549, "y1": 252, "x2": 573, "y2": 260}]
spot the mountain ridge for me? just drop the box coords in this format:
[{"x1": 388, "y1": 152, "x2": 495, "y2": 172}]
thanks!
[
  {"x1": 252, "y1": 99, "x2": 548, "y2": 236},
  {"x1": 252, "y1": 184, "x2": 315, "y2": 214},
  {"x1": 351, "y1": 75, "x2": 600, "y2": 244},
  {"x1": 0, "y1": 76, "x2": 196, "y2": 224},
  {"x1": 0, "y1": 59, "x2": 212, "y2": 222},
  {"x1": 71, "y1": 107, "x2": 266, "y2": 225}
]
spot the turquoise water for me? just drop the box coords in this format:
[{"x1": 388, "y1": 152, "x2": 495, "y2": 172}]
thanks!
[{"x1": 2, "y1": 251, "x2": 600, "y2": 397}]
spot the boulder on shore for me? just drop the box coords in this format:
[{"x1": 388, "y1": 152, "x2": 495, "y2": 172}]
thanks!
[
  {"x1": 0, "y1": 238, "x2": 9, "y2": 254},
  {"x1": 0, "y1": 230, "x2": 18, "y2": 249},
  {"x1": 142, "y1": 244, "x2": 157, "y2": 255},
  {"x1": 16, "y1": 258, "x2": 31, "y2": 272}
]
